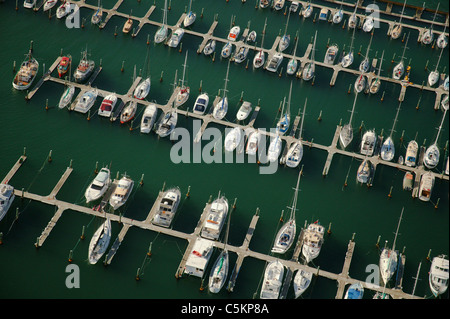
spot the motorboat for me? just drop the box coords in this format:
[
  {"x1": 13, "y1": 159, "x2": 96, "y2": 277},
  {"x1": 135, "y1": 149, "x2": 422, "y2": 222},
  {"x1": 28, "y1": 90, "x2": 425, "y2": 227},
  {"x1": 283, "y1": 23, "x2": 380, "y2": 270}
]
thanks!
[
  {"x1": 418, "y1": 172, "x2": 435, "y2": 202},
  {"x1": 74, "y1": 89, "x2": 98, "y2": 114},
  {"x1": 85, "y1": 167, "x2": 111, "y2": 203},
  {"x1": 134, "y1": 78, "x2": 151, "y2": 100},
  {"x1": 0, "y1": 184, "x2": 15, "y2": 223},
  {"x1": 324, "y1": 44, "x2": 338, "y2": 65},
  {"x1": 120, "y1": 101, "x2": 137, "y2": 124},
  {"x1": 224, "y1": 127, "x2": 244, "y2": 153},
  {"x1": 293, "y1": 269, "x2": 312, "y2": 298},
  {"x1": 339, "y1": 93, "x2": 358, "y2": 149},
  {"x1": 274, "y1": 0, "x2": 285, "y2": 11},
  {"x1": 402, "y1": 171, "x2": 414, "y2": 191},
  {"x1": 151, "y1": 187, "x2": 181, "y2": 228},
  {"x1": 319, "y1": 8, "x2": 329, "y2": 21},
  {"x1": 379, "y1": 208, "x2": 403, "y2": 285},
  {"x1": 404, "y1": 140, "x2": 418, "y2": 167},
  {"x1": 221, "y1": 42, "x2": 233, "y2": 59},
  {"x1": 260, "y1": 260, "x2": 284, "y2": 299},
  {"x1": 369, "y1": 51, "x2": 384, "y2": 94},
  {"x1": 167, "y1": 28, "x2": 184, "y2": 48},
  {"x1": 203, "y1": 40, "x2": 216, "y2": 56},
  {"x1": 74, "y1": 48, "x2": 95, "y2": 83},
  {"x1": 247, "y1": 31, "x2": 257, "y2": 43},
  {"x1": 23, "y1": 0, "x2": 36, "y2": 9},
  {"x1": 88, "y1": 218, "x2": 111, "y2": 264},
  {"x1": 236, "y1": 101, "x2": 252, "y2": 121},
  {"x1": 259, "y1": 0, "x2": 270, "y2": 9},
  {"x1": 391, "y1": 0, "x2": 406, "y2": 39},
  {"x1": 213, "y1": 61, "x2": 230, "y2": 120},
  {"x1": 155, "y1": 110, "x2": 178, "y2": 137},
  {"x1": 360, "y1": 130, "x2": 376, "y2": 156},
  {"x1": 363, "y1": 16, "x2": 374, "y2": 33},
  {"x1": 357, "y1": 159, "x2": 373, "y2": 184},
  {"x1": 122, "y1": 17, "x2": 133, "y2": 34},
  {"x1": 271, "y1": 168, "x2": 301, "y2": 254},
  {"x1": 267, "y1": 135, "x2": 282, "y2": 163},
  {"x1": 183, "y1": 0, "x2": 196, "y2": 27},
  {"x1": 429, "y1": 255, "x2": 449, "y2": 297},
  {"x1": 57, "y1": 55, "x2": 71, "y2": 78},
  {"x1": 98, "y1": 94, "x2": 117, "y2": 117},
  {"x1": 345, "y1": 283, "x2": 364, "y2": 299},
  {"x1": 140, "y1": 103, "x2": 158, "y2": 133},
  {"x1": 193, "y1": 93, "x2": 209, "y2": 115},
  {"x1": 154, "y1": 0, "x2": 168, "y2": 44},
  {"x1": 227, "y1": 26, "x2": 240, "y2": 42},
  {"x1": 290, "y1": 1, "x2": 299, "y2": 13},
  {"x1": 91, "y1": 2, "x2": 103, "y2": 25},
  {"x1": 58, "y1": 85, "x2": 75, "y2": 109},
  {"x1": 332, "y1": 9, "x2": 343, "y2": 24},
  {"x1": 44, "y1": 0, "x2": 58, "y2": 11},
  {"x1": 12, "y1": 49, "x2": 39, "y2": 91},
  {"x1": 301, "y1": 2, "x2": 313, "y2": 18},
  {"x1": 56, "y1": 1, "x2": 71, "y2": 19},
  {"x1": 233, "y1": 46, "x2": 249, "y2": 64},
  {"x1": 201, "y1": 192, "x2": 228, "y2": 241},
  {"x1": 265, "y1": 53, "x2": 283, "y2": 73},
  {"x1": 354, "y1": 74, "x2": 367, "y2": 93},
  {"x1": 380, "y1": 137, "x2": 395, "y2": 161},
  {"x1": 302, "y1": 222, "x2": 325, "y2": 263},
  {"x1": 246, "y1": 129, "x2": 260, "y2": 156},
  {"x1": 208, "y1": 249, "x2": 229, "y2": 293},
  {"x1": 109, "y1": 176, "x2": 134, "y2": 210}
]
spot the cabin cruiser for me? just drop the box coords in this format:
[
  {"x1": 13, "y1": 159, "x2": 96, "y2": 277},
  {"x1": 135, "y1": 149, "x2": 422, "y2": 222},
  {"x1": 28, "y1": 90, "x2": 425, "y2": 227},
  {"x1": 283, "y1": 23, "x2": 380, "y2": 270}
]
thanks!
[
  {"x1": 227, "y1": 26, "x2": 240, "y2": 42},
  {"x1": 381, "y1": 137, "x2": 395, "y2": 162},
  {"x1": 140, "y1": 104, "x2": 157, "y2": 133},
  {"x1": 120, "y1": 101, "x2": 137, "y2": 124},
  {"x1": 418, "y1": 172, "x2": 435, "y2": 202},
  {"x1": 404, "y1": 140, "x2": 418, "y2": 167},
  {"x1": 57, "y1": 55, "x2": 71, "y2": 78},
  {"x1": 290, "y1": 1, "x2": 299, "y2": 12},
  {"x1": 152, "y1": 187, "x2": 181, "y2": 228},
  {"x1": 357, "y1": 159, "x2": 373, "y2": 184},
  {"x1": 259, "y1": 0, "x2": 270, "y2": 9},
  {"x1": 265, "y1": 53, "x2": 283, "y2": 73},
  {"x1": 85, "y1": 167, "x2": 111, "y2": 203},
  {"x1": 236, "y1": 101, "x2": 252, "y2": 121},
  {"x1": 123, "y1": 18, "x2": 133, "y2": 34},
  {"x1": 274, "y1": 0, "x2": 285, "y2": 10},
  {"x1": 23, "y1": 0, "x2": 36, "y2": 9},
  {"x1": 302, "y1": 222, "x2": 325, "y2": 263},
  {"x1": 429, "y1": 255, "x2": 449, "y2": 297},
  {"x1": 134, "y1": 78, "x2": 151, "y2": 100},
  {"x1": 88, "y1": 218, "x2": 111, "y2": 264},
  {"x1": 74, "y1": 89, "x2": 98, "y2": 114},
  {"x1": 193, "y1": 93, "x2": 209, "y2": 115},
  {"x1": 12, "y1": 50, "x2": 39, "y2": 91},
  {"x1": 109, "y1": 176, "x2": 134, "y2": 210},
  {"x1": 58, "y1": 85, "x2": 75, "y2": 109},
  {"x1": 293, "y1": 269, "x2": 312, "y2": 298},
  {"x1": 233, "y1": 46, "x2": 249, "y2": 64},
  {"x1": 201, "y1": 194, "x2": 228, "y2": 241},
  {"x1": 360, "y1": 130, "x2": 376, "y2": 156},
  {"x1": 247, "y1": 31, "x2": 257, "y2": 43},
  {"x1": 0, "y1": 184, "x2": 15, "y2": 223},
  {"x1": 98, "y1": 94, "x2": 117, "y2": 117},
  {"x1": 403, "y1": 171, "x2": 414, "y2": 191},
  {"x1": 301, "y1": 3, "x2": 313, "y2": 18},
  {"x1": 424, "y1": 144, "x2": 440, "y2": 169},
  {"x1": 167, "y1": 28, "x2": 184, "y2": 48},
  {"x1": 260, "y1": 260, "x2": 284, "y2": 299}
]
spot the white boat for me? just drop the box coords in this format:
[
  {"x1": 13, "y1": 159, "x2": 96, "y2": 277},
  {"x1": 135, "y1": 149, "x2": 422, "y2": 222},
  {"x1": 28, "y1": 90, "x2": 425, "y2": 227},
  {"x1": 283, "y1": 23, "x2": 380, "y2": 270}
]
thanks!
[
  {"x1": 402, "y1": 171, "x2": 414, "y2": 191},
  {"x1": 424, "y1": 109, "x2": 447, "y2": 169},
  {"x1": 285, "y1": 141, "x2": 303, "y2": 168},
  {"x1": 302, "y1": 31, "x2": 316, "y2": 80},
  {"x1": 227, "y1": 26, "x2": 240, "y2": 42},
  {"x1": 442, "y1": 94, "x2": 449, "y2": 111},
  {"x1": 0, "y1": 184, "x2": 15, "y2": 223},
  {"x1": 379, "y1": 208, "x2": 403, "y2": 285},
  {"x1": 98, "y1": 94, "x2": 117, "y2": 117},
  {"x1": 437, "y1": 32, "x2": 448, "y2": 49},
  {"x1": 446, "y1": 157, "x2": 449, "y2": 175},
  {"x1": 203, "y1": 40, "x2": 216, "y2": 56},
  {"x1": 155, "y1": 109, "x2": 178, "y2": 138},
  {"x1": 290, "y1": 1, "x2": 299, "y2": 13},
  {"x1": 302, "y1": 222, "x2": 325, "y2": 263},
  {"x1": 154, "y1": 0, "x2": 169, "y2": 44},
  {"x1": 429, "y1": 255, "x2": 449, "y2": 297},
  {"x1": 183, "y1": 0, "x2": 196, "y2": 27},
  {"x1": 58, "y1": 85, "x2": 75, "y2": 109},
  {"x1": 444, "y1": 76, "x2": 449, "y2": 91},
  {"x1": 74, "y1": 48, "x2": 95, "y2": 83},
  {"x1": 278, "y1": 11, "x2": 291, "y2": 52},
  {"x1": 391, "y1": 0, "x2": 406, "y2": 39},
  {"x1": 339, "y1": 93, "x2": 358, "y2": 149},
  {"x1": 428, "y1": 48, "x2": 443, "y2": 87},
  {"x1": 418, "y1": 172, "x2": 435, "y2": 202},
  {"x1": 404, "y1": 140, "x2": 418, "y2": 167},
  {"x1": 12, "y1": 49, "x2": 39, "y2": 91},
  {"x1": 260, "y1": 260, "x2": 284, "y2": 299},
  {"x1": 276, "y1": 94, "x2": 291, "y2": 135},
  {"x1": 213, "y1": 61, "x2": 230, "y2": 120},
  {"x1": 88, "y1": 218, "x2": 111, "y2": 264},
  {"x1": 380, "y1": 136, "x2": 395, "y2": 161},
  {"x1": 324, "y1": 44, "x2": 338, "y2": 65},
  {"x1": 267, "y1": 135, "x2": 282, "y2": 163},
  {"x1": 246, "y1": 129, "x2": 261, "y2": 156},
  {"x1": 201, "y1": 192, "x2": 229, "y2": 241},
  {"x1": 167, "y1": 28, "x2": 184, "y2": 48},
  {"x1": 357, "y1": 159, "x2": 373, "y2": 184},
  {"x1": 344, "y1": 283, "x2": 364, "y2": 299},
  {"x1": 151, "y1": 187, "x2": 181, "y2": 228},
  {"x1": 265, "y1": 52, "x2": 283, "y2": 73},
  {"x1": 369, "y1": 51, "x2": 384, "y2": 94},
  {"x1": 74, "y1": 89, "x2": 98, "y2": 114},
  {"x1": 360, "y1": 129, "x2": 376, "y2": 156},
  {"x1": 109, "y1": 176, "x2": 134, "y2": 210},
  {"x1": 253, "y1": 19, "x2": 267, "y2": 69},
  {"x1": 122, "y1": 17, "x2": 133, "y2": 34},
  {"x1": 85, "y1": 167, "x2": 111, "y2": 203},
  {"x1": 363, "y1": 16, "x2": 374, "y2": 33},
  {"x1": 332, "y1": 9, "x2": 343, "y2": 24},
  {"x1": 224, "y1": 127, "x2": 244, "y2": 153},
  {"x1": 56, "y1": 1, "x2": 71, "y2": 19},
  {"x1": 286, "y1": 36, "x2": 298, "y2": 76},
  {"x1": 43, "y1": 0, "x2": 58, "y2": 11},
  {"x1": 193, "y1": 93, "x2": 209, "y2": 115},
  {"x1": 236, "y1": 101, "x2": 252, "y2": 121},
  {"x1": 233, "y1": 46, "x2": 249, "y2": 64},
  {"x1": 184, "y1": 237, "x2": 214, "y2": 277},
  {"x1": 293, "y1": 269, "x2": 312, "y2": 298},
  {"x1": 301, "y1": 3, "x2": 313, "y2": 18},
  {"x1": 247, "y1": 31, "x2": 257, "y2": 43},
  {"x1": 120, "y1": 101, "x2": 137, "y2": 124},
  {"x1": 91, "y1": 1, "x2": 103, "y2": 25},
  {"x1": 221, "y1": 42, "x2": 233, "y2": 59},
  {"x1": 259, "y1": 0, "x2": 270, "y2": 9},
  {"x1": 23, "y1": 0, "x2": 36, "y2": 9},
  {"x1": 175, "y1": 51, "x2": 190, "y2": 108},
  {"x1": 341, "y1": 27, "x2": 356, "y2": 68},
  {"x1": 134, "y1": 78, "x2": 151, "y2": 100},
  {"x1": 140, "y1": 103, "x2": 158, "y2": 133},
  {"x1": 271, "y1": 168, "x2": 301, "y2": 254},
  {"x1": 422, "y1": 4, "x2": 438, "y2": 45},
  {"x1": 354, "y1": 74, "x2": 367, "y2": 93},
  {"x1": 318, "y1": 8, "x2": 329, "y2": 21},
  {"x1": 348, "y1": 4, "x2": 358, "y2": 29},
  {"x1": 273, "y1": 0, "x2": 285, "y2": 11}
]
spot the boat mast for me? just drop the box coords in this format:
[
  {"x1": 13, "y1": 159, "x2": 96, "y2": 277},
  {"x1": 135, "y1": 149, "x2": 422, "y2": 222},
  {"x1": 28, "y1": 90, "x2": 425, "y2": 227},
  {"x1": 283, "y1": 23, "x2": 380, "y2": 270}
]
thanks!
[
  {"x1": 411, "y1": 261, "x2": 422, "y2": 296},
  {"x1": 261, "y1": 17, "x2": 267, "y2": 50},
  {"x1": 348, "y1": 92, "x2": 358, "y2": 126},
  {"x1": 433, "y1": 108, "x2": 447, "y2": 145},
  {"x1": 390, "y1": 207, "x2": 404, "y2": 254},
  {"x1": 430, "y1": 2, "x2": 440, "y2": 32},
  {"x1": 389, "y1": 101, "x2": 402, "y2": 138},
  {"x1": 163, "y1": 0, "x2": 168, "y2": 26},
  {"x1": 299, "y1": 98, "x2": 307, "y2": 140},
  {"x1": 376, "y1": 50, "x2": 384, "y2": 78},
  {"x1": 398, "y1": 0, "x2": 407, "y2": 26},
  {"x1": 364, "y1": 32, "x2": 373, "y2": 61},
  {"x1": 283, "y1": 9, "x2": 291, "y2": 39},
  {"x1": 222, "y1": 60, "x2": 230, "y2": 98},
  {"x1": 311, "y1": 30, "x2": 317, "y2": 62},
  {"x1": 224, "y1": 203, "x2": 232, "y2": 250},
  {"x1": 287, "y1": 165, "x2": 302, "y2": 221},
  {"x1": 433, "y1": 47, "x2": 444, "y2": 73},
  {"x1": 399, "y1": 32, "x2": 410, "y2": 63},
  {"x1": 180, "y1": 51, "x2": 188, "y2": 89},
  {"x1": 349, "y1": 24, "x2": 356, "y2": 53},
  {"x1": 286, "y1": 81, "x2": 292, "y2": 118}
]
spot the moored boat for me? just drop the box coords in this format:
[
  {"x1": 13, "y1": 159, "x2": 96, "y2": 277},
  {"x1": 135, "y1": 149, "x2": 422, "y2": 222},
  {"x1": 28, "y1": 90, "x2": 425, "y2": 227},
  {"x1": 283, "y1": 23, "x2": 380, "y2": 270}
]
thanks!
[
  {"x1": 265, "y1": 53, "x2": 283, "y2": 73},
  {"x1": 0, "y1": 184, "x2": 15, "y2": 223},
  {"x1": 267, "y1": 135, "x2": 282, "y2": 163},
  {"x1": 201, "y1": 193, "x2": 229, "y2": 241},
  {"x1": 203, "y1": 40, "x2": 216, "y2": 56},
  {"x1": 345, "y1": 283, "x2": 364, "y2": 299},
  {"x1": 404, "y1": 140, "x2": 418, "y2": 167},
  {"x1": 122, "y1": 17, "x2": 133, "y2": 34},
  {"x1": 293, "y1": 269, "x2": 312, "y2": 298},
  {"x1": 356, "y1": 159, "x2": 373, "y2": 184},
  {"x1": 43, "y1": 0, "x2": 58, "y2": 11},
  {"x1": 56, "y1": 1, "x2": 71, "y2": 19},
  {"x1": 429, "y1": 255, "x2": 449, "y2": 297},
  {"x1": 236, "y1": 101, "x2": 252, "y2": 121},
  {"x1": 98, "y1": 94, "x2": 117, "y2": 118},
  {"x1": 152, "y1": 187, "x2": 181, "y2": 228},
  {"x1": 227, "y1": 26, "x2": 240, "y2": 42},
  {"x1": 74, "y1": 89, "x2": 98, "y2": 114},
  {"x1": 88, "y1": 218, "x2": 111, "y2": 264},
  {"x1": 154, "y1": 0, "x2": 169, "y2": 44},
  {"x1": 260, "y1": 260, "x2": 284, "y2": 299},
  {"x1": 285, "y1": 141, "x2": 303, "y2": 168},
  {"x1": 402, "y1": 171, "x2": 414, "y2": 191},
  {"x1": 85, "y1": 167, "x2": 111, "y2": 203},
  {"x1": 363, "y1": 16, "x2": 374, "y2": 33},
  {"x1": 12, "y1": 49, "x2": 39, "y2": 91},
  {"x1": 418, "y1": 172, "x2": 435, "y2": 202},
  {"x1": 134, "y1": 78, "x2": 151, "y2": 100},
  {"x1": 58, "y1": 85, "x2": 75, "y2": 109},
  {"x1": 57, "y1": 55, "x2": 71, "y2": 78},
  {"x1": 221, "y1": 42, "x2": 233, "y2": 59},
  {"x1": 155, "y1": 109, "x2": 178, "y2": 138},
  {"x1": 302, "y1": 222, "x2": 325, "y2": 263},
  {"x1": 380, "y1": 136, "x2": 395, "y2": 162},
  {"x1": 140, "y1": 103, "x2": 158, "y2": 133},
  {"x1": 120, "y1": 101, "x2": 137, "y2": 124},
  {"x1": 74, "y1": 48, "x2": 95, "y2": 83},
  {"x1": 354, "y1": 74, "x2": 367, "y2": 93},
  {"x1": 167, "y1": 28, "x2": 184, "y2": 48},
  {"x1": 193, "y1": 93, "x2": 209, "y2": 115},
  {"x1": 246, "y1": 129, "x2": 260, "y2": 156},
  {"x1": 224, "y1": 127, "x2": 244, "y2": 153},
  {"x1": 183, "y1": 0, "x2": 196, "y2": 27},
  {"x1": 109, "y1": 176, "x2": 134, "y2": 210},
  {"x1": 332, "y1": 9, "x2": 343, "y2": 24},
  {"x1": 301, "y1": 2, "x2": 313, "y2": 18},
  {"x1": 23, "y1": 0, "x2": 36, "y2": 9},
  {"x1": 273, "y1": 0, "x2": 285, "y2": 11},
  {"x1": 324, "y1": 44, "x2": 338, "y2": 65},
  {"x1": 360, "y1": 130, "x2": 376, "y2": 156}
]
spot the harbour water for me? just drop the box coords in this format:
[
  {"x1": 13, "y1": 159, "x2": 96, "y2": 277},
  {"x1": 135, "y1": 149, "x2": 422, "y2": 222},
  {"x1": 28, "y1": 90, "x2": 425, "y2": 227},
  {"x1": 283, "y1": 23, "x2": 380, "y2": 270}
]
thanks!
[{"x1": 0, "y1": 0, "x2": 448, "y2": 301}]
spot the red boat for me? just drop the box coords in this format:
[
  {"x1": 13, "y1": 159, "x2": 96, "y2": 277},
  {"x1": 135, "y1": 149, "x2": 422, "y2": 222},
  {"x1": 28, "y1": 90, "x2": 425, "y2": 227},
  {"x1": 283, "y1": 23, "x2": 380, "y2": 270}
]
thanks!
[{"x1": 57, "y1": 55, "x2": 71, "y2": 78}]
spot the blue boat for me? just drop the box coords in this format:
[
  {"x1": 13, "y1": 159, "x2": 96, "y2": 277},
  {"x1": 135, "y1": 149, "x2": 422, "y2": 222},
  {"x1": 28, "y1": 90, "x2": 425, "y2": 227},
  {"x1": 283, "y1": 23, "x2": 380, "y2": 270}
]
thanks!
[{"x1": 345, "y1": 283, "x2": 364, "y2": 299}]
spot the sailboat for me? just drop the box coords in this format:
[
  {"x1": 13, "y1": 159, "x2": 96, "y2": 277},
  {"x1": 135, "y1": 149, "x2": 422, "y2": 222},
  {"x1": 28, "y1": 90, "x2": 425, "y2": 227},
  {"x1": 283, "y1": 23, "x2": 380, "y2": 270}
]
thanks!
[
  {"x1": 203, "y1": 40, "x2": 216, "y2": 56},
  {"x1": 348, "y1": 2, "x2": 358, "y2": 29},
  {"x1": 437, "y1": 23, "x2": 448, "y2": 49},
  {"x1": 422, "y1": 3, "x2": 439, "y2": 45},
  {"x1": 379, "y1": 208, "x2": 404, "y2": 285},
  {"x1": 271, "y1": 167, "x2": 302, "y2": 254},
  {"x1": 120, "y1": 101, "x2": 137, "y2": 124},
  {"x1": 424, "y1": 109, "x2": 447, "y2": 169},
  {"x1": 0, "y1": 184, "x2": 15, "y2": 223},
  {"x1": 369, "y1": 50, "x2": 384, "y2": 94},
  {"x1": 339, "y1": 92, "x2": 358, "y2": 149},
  {"x1": 58, "y1": 85, "x2": 75, "y2": 109},
  {"x1": 134, "y1": 47, "x2": 151, "y2": 100},
  {"x1": 332, "y1": 5, "x2": 344, "y2": 24},
  {"x1": 260, "y1": 260, "x2": 285, "y2": 299},
  {"x1": 246, "y1": 129, "x2": 261, "y2": 156},
  {"x1": 224, "y1": 127, "x2": 245, "y2": 153},
  {"x1": 56, "y1": 1, "x2": 71, "y2": 19},
  {"x1": 356, "y1": 159, "x2": 373, "y2": 184},
  {"x1": 155, "y1": 106, "x2": 178, "y2": 138},
  {"x1": 286, "y1": 35, "x2": 299, "y2": 76},
  {"x1": 345, "y1": 283, "x2": 364, "y2": 299},
  {"x1": 154, "y1": 0, "x2": 169, "y2": 44},
  {"x1": 429, "y1": 255, "x2": 449, "y2": 297},
  {"x1": 213, "y1": 60, "x2": 230, "y2": 120},
  {"x1": 359, "y1": 33, "x2": 373, "y2": 73},
  {"x1": 362, "y1": 15, "x2": 374, "y2": 33},
  {"x1": 301, "y1": 1, "x2": 313, "y2": 18},
  {"x1": 428, "y1": 47, "x2": 443, "y2": 87},
  {"x1": 253, "y1": 18, "x2": 267, "y2": 69},
  {"x1": 302, "y1": 31, "x2": 317, "y2": 81},
  {"x1": 354, "y1": 74, "x2": 367, "y2": 93},
  {"x1": 393, "y1": 32, "x2": 409, "y2": 80},
  {"x1": 88, "y1": 218, "x2": 112, "y2": 265},
  {"x1": 381, "y1": 102, "x2": 402, "y2": 162},
  {"x1": 324, "y1": 43, "x2": 339, "y2": 65},
  {"x1": 341, "y1": 26, "x2": 356, "y2": 68},
  {"x1": 276, "y1": 83, "x2": 292, "y2": 135},
  {"x1": 183, "y1": 0, "x2": 196, "y2": 28},
  {"x1": 91, "y1": 0, "x2": 103, "y2": 25},
  {"x1": 267, "y1": 134, "x2": 282, "y2": 163},
  {"x1": 391, "y1": 0, "x2": 407, "y2": 39},
  {"x1": 278, "y1": 10, "x2": 291, "y2": 52},
  {"x1": 285, "y1": 99, "x2": 307, "y2": 168},
  {"x1": 174, "y1": 51, "x2": 190, "y2": 107},
  {"x1": 404, "y1": 139, "x2": 419, "y2": 167},
  {"x1": 201, "y1": 192, "x2": 229, "y2": 240}
]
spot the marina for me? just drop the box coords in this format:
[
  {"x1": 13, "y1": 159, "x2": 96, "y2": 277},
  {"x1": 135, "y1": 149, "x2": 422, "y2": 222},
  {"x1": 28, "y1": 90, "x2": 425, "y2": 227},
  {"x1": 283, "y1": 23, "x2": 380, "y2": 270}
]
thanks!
[{"x1": 1, "y1": 0, "x2": 448, "y2": 301}]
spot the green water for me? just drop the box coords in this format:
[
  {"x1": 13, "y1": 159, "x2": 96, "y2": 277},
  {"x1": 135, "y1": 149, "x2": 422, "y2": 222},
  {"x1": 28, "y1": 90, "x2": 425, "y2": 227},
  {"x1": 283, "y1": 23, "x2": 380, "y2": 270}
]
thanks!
[{"x1": 0, "y1": 0, "x2": 448, "y2": 301}]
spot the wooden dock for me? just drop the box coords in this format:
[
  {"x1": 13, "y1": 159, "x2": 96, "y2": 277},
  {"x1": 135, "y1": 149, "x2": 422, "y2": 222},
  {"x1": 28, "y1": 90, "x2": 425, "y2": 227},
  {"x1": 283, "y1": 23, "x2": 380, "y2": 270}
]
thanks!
[{"x1": 1, "y1": 155, "x2": 27, "y2": 184}]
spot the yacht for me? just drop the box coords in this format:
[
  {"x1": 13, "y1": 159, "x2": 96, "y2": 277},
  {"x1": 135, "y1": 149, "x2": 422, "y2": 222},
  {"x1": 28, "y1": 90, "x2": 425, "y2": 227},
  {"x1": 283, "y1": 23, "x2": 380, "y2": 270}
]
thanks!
[
  {"x1": 293, "y1": 269, "x2": 312, "y2": 298},
  {"x1": 58, "y1": 85, "x2": 75, "y2": 109},
  {"x1": 354, "y1": 74, "x2": 367, "y2": 93},
  {"x1": 339, "y1": 93, "x2": 358, "y2": 149},
  {"x1": 134, "y1": 78, "x2": 151, "y2": 100},
  {"x1": 324, "y1": 44, "x2": 338, "y2": 65},
  {"x1": 85, "y1": 167, "x2": 111, "y2": 203},
  {"x1": 56, "y1": 1, "x2": 71, "y2": 19},
  {"x1": 74, "y1": 48, "x2": 95, "y2": 83},
  {"x1": 236, "y1": 101, "x2": 252, "y2": 121},
  {"x1": 174, "y1": 51, "x2": 190, "y2": 107},
  {"x1": 246, "y1": 129, "x2": 261, "y2": 156},
  {"x1": 344, "y1": 283, "x2": 364, "y2": 299},
  {"x1": 348, "y1": 4, "x2": 358, "y2": 29},
  {"x1": 418, "y1": 172, "x2": 435, "y2": 202},
  {"x1": 203, "y1": 40, "x2": 216, "y2": 56},
  {"x1": 267, "y1": 135, "x2": 282, "y2": 163},
  {"x1": 98, "y1": 94, "x2": 117, "y2": 117},
  {"x1": 224, "y1": 127, "x2": 244, "y2": 153},
  {"x1": 167, "y1": 28, "x2": 184, "y2": 48},
  {"x1": 213, "y1": 61, "x2": 230, "y2": 120},
  {"x1": 193, "y1": 93, "x2": 209, "y2": 115},
  {"x1": 23, "y1": 0, "x2": 36, "y2": 9},
  {"x1": 152, "y1": 187, "x2": 181, "y2": 228},
  {"x1": 360, "y1": 130, "x2": 376, "y2": 156},
  {"x1": 404, "y1": 140, "x2": 418, "y2": 167},
  {"x1": 183, "y1": 0, "x2": 196, "y2": 27},
  {"x1": 233, "y1": 46, "x2": 249, "y2": 64},
  {"x1": 301, "y1": 2, "x2": 313, "y2": 18},
  {"x1": 393, "y1": 33, "x2": 409, "y2": 80},
  {"x1": 363, "y1": 16, "x2": 374, "y2": 33},
  {"x1": 302, "y1": 222, "x2": 325, "y2": 263},
  {"x1": 332, "y1": 9, "x2": 343, "y2": 24},
  {"x1": 201, "y1": 193, "x2": 228, "y2": 241},
  {"x1": 359, "y1": 34, "x2": 373, "y2": 73},
  {"x1": 341, "y1": 27, "x2": 356, "y2": 68},
  {"x1": 278, "y1": 11, "x2": 291, "y2": 52},
  {"x1": 74, "y1": 89, "x2": 98, "y2": 114},
  {"x1": 422, "y1": 28, "x2": 434, "y2": 45},
  {"x1": 123, "y1": 17, "x2": 133, "y2": 34},
  {"x1": 12, "y1": 49, "x2": 39, "y2": 91},
  {"x1": 274, "y1": 0, "x2": 285, "y2": 10},
  {"x1": 88, "y1": 218, "x2": 111, "y2": 264},
  {"x1": 120, "y1": 101, "x2": 137, "y2": 124},
  {"x1": 91, "y1": 1, "x2": 103, "y2": 25},
  {"x1": 155, "y1": 109, "x2": 178, "y2": 138},
  {"x1": 260, "y1": 260, "x2": 284, "y2": 299},
  {"x1": 429, "y1": 255, "x2": 449, "y2": 297},
  {"x1": 109, "y1": 176, "x2": 134, "y2": 210},
  {"x1": 437, "y1": 32, "x2": 448, "y2": 49},
  {"x1": 57, "y1": 55, "x2": 71, "y2": 78},
  {"x1": 271, "y1": 168, "x2": 301, "y2": 254},
  {"x1": 402, "y1": 171, "x2": 414, "y2": 191},
  {"x1": 221, "y1": 42, "x2": 233, "y2": 59},
  {"x1": 265, "y1": 52, "x2": 283, "y2": 73},
  {"x1": 357, "y1": 159, "x2": 373, "y2": 184},
  {"x1": 154, "y1": 0, "x2": 169, "y2": 44},
  {"x1": 391, "y1": 0, "x2": 407, "y2": 39},
  {"x1": 140, "y1": 104, "x2": 158, "y2": 133},
  {"x1": 424, "y1": 144, "x2": 440, "y2": 169},
  {"x1": 379, "y1": 208, "x2": 403, "y2": 285},
  {"x1": 0, "y1": 184, "x2": 15, "y2": 223},
  {"x1": 227, "y1": 26, "x2": 240, "y2": 42}
]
